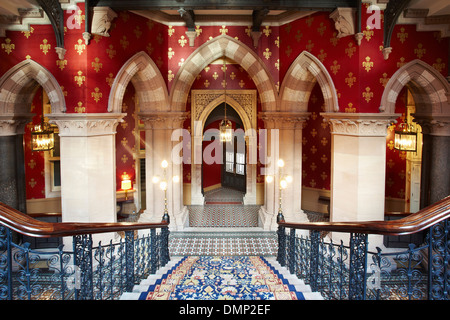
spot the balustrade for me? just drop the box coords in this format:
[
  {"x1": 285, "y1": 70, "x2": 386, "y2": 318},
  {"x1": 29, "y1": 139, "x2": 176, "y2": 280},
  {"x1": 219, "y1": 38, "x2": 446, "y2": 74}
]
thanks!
[
  {"x1": 0, "y1": 202, "x2": 169, "y2": 300},
  {"x1": 277, "y1": 196, "x2": 450, "y2": 300}
]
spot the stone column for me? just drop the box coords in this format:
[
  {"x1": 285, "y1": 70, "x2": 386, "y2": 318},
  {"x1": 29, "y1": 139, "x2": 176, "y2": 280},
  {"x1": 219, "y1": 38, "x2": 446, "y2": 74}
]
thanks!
[
  {"x1": 48, "y1": 113, "x2": 125, "y2": 225},
  {"x1": 138, "y1": 112, "x2": 188, "y2": 230},
  {"x1": 258, "y1": 112, "x2": 310, "y2": 231},
  {"x1": 322, "y1": 113, "x2": 399, "y2": 248},
  {"x1": 415, "y1": 115, "x2": 450, "y2": 207},
  {"x1": 0, "y1": 114, "x2": 33, "y2": 213}
]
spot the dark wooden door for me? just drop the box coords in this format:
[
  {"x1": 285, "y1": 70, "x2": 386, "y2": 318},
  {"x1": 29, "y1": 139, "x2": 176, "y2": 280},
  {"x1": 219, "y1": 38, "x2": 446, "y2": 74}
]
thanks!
[{"x1": 222, "y1": 134, "x2": 246, "y2": 192}]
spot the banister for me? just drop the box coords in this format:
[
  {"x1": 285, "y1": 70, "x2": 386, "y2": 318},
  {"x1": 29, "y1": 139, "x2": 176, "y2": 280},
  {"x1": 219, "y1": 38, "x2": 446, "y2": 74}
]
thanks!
[
  {"x1": 278, "y1": 195, "x2": 450, "y2": 236},
  {"x1": 0, "y1": 201, "x2": 168, "y2": 238}
]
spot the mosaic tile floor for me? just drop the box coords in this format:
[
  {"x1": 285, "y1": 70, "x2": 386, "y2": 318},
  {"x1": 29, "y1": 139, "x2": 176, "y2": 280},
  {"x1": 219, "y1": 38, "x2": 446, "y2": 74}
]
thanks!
[
  {"x1": 169, "y1": 230, "x2": 277, "y2": 256},
  {"x1": 188, "y1": 205, "x2": 260, "y2": 227}
]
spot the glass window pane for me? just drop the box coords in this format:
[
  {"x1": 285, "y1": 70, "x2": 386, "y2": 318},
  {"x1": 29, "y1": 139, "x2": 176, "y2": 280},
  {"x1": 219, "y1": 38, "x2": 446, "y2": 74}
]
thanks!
[
  {"x1": 236, "y1": 153, "x2": 245, "y2": 164},
  {"x1": 236, "y1": 164, "x2": 244, "y2": 175},
  {"x1": 226, "y1": 162, "x2": 234, "y2": 173}
]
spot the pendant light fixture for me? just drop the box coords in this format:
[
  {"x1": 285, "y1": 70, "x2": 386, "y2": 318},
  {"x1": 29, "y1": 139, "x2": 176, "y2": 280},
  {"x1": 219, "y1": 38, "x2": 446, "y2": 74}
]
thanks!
[
  {"x1": 31, "y1": 91, "x2": 55, "y2": 152},
  {"x1": 394, "y1": 118, "x2": 418, "y2": 152},
  {"x1": 219, "y1": 57, "x2": 232, "y2": 142}
]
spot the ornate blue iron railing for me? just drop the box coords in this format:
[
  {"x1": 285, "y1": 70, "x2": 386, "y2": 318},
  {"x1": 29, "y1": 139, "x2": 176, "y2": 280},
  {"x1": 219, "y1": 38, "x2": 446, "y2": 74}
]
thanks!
[
  {"x1": 277, "y1": 196, "x2": 450, "y2": 300},
  {"x1": 0, "y1": 202, "x2": 169, "y2": 300}
]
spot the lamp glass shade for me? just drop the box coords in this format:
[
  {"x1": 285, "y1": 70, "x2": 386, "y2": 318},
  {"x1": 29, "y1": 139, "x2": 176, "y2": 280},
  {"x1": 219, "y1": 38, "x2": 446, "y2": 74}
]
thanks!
[
  {"x1": 121, "y1": 180, "x2": 132, "y2": 190},
  {"x1": 219, "y1": 119, "x2": 232, "y2": 142},
  {"x1": 31, "y1": 125, "x2": 55, "y2": 152},
  {"x1": 394, "y1": 130, "x2": 417, "y2": 152}
]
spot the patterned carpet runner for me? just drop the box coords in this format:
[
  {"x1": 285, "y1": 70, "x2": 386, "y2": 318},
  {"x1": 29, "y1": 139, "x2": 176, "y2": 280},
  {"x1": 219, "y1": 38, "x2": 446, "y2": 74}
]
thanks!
[{"x1": 139, "y1": 256, "x2": 304, "y2": 300}]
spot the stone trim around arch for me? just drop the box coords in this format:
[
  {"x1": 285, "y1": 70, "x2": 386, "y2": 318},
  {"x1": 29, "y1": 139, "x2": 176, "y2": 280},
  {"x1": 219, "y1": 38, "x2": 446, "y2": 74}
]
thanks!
[
  {"x1": 108, "y1": 51, "x2": 169, "y2": 113},
  {"x1": 380, "y1": 59, "x2": 450, "y2": 116},
  {"x1": 279, "y1": 51, "x2": 339, "y2": 113},
  {"x1": 0, "y1": 59, "x2": 66, "y2": 114},
  {"x1": 169, "y1": 34, "x2": 279, "y2": 113}
]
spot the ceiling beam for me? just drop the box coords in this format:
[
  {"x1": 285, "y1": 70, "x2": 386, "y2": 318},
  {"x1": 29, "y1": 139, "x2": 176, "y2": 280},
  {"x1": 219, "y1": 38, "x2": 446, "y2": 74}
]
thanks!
[{"x1": 91, "y1": 0, "x2": 358, "y2": 11}]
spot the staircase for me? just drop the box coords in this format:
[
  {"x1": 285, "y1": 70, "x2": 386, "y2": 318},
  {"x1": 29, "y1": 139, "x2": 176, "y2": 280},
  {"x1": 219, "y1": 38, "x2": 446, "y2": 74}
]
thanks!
[{"x1": 120, "y1": 256, "x2": 323, "y2": 300}]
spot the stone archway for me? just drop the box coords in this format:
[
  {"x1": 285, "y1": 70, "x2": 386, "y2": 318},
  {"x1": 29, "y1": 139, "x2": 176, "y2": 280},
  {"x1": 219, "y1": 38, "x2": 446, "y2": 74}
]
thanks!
[
  {"x1": 279, "y1": 50, "x2": 339, "y2": 113},
  {"x1": 380, "y1": 59, "x2": 450, "y2": 206},
  {"x1": 109, "y1": 51, "x2": 169, "y2": 113},
  {"x1": 170, "y1": 34, "x2": 278, "y2": 113},
  {"x1": 190, "y1": 90, "x2": 258, "y2": 206},
  {"x1": 0, "y1": 59, "x2": 66, "y2": 216}
]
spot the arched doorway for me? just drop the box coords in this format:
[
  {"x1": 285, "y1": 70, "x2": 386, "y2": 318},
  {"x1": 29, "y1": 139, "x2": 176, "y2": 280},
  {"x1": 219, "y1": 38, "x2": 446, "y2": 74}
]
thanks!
[{"x1": 380, "y1": 59, "x2": 450, "y2": 207}]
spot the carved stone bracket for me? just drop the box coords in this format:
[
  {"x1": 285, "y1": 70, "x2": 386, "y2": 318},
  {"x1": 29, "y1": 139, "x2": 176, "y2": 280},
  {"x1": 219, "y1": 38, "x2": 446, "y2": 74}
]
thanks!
[
  {"x1": 329, "y1": 7, "x2": 356, "y2": 39},
  {"x1": 321, "y1": 113, "x2": 400, "y2": 137},
  {"x1": 259, "y1": 111, "x2": 310, "y2": 130},
  {"x1": 47, "y1": 113, "x2": 125, "y2": 137},
  {"x1": 383, "y1": 0, "x2": 412, "y2": 60},
  {"x1": 91, "y1": 7, "x2": 117, "y2": 37}
]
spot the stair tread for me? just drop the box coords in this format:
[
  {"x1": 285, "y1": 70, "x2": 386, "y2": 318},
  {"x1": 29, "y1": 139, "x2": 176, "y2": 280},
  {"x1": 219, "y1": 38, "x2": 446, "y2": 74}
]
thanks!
[{"x1": 121, "y1": 256, "x2": 324, "y2": 300}]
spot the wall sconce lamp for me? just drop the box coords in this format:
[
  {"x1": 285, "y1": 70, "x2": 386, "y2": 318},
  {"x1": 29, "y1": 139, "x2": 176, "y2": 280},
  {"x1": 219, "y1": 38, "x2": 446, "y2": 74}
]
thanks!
[
  {"x1": 153, "y1": 160, "x2": 179, "y2": 223},
  {"x1": 265, "y1": 159, "x2": 292, "y2": 223},
  {"x1": 121, "y1": 172, "x2": 132, "y2": 200}
]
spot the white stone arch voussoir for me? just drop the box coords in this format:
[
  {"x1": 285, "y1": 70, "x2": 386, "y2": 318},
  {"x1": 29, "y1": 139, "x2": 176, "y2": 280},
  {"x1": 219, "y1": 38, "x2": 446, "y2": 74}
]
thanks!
[
  {"x1": 0, "y1": 59, "x2": 66, "y2": 114},
  {"x1": 380, "y1": 59, "x2": 450, "y2": 116},
  {"x1": 108, "y1": 51, "x2": 169, "y2": 113},
  {"x1": 169, "y1": 34, "x2": 279, "y2": 112},
  {"x1": 279, "y1": 51, "x2": 339, "y2": 113}
]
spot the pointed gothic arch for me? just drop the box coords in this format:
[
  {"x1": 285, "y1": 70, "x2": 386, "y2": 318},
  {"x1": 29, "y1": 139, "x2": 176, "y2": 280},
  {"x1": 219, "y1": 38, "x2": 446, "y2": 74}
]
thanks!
[
  {"x1": 279, "y1": 51, "x2": 339, "y2": 113},
  {"x1": 108, "y1": 51, "x2": 169, "y2": 113},
  {"x1": 380, "y1": 59, "x2": 450, "y2": 116},
  {"x1": 0, "y1": 59, "x2": 66, "y2": 114},
  {"x1": 170, "y1": 34, "x2": 279, "y2": 112}
]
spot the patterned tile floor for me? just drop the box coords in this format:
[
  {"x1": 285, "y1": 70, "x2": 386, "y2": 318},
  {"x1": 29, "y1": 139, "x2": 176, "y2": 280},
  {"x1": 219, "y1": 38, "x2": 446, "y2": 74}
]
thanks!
[{"x1": 169, "y1": 230, "x2": 278, "y2": 256}]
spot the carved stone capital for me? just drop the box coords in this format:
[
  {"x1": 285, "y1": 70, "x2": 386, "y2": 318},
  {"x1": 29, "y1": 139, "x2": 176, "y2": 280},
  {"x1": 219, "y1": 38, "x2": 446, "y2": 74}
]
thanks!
[
  {"x1": 413, "y1": 114, "x2": 450, "y2": 136},
  {"x1": 259, "y1": 112, "x2": 310, "y2": 129},
  {"x1": 47, "y1": 113, "x2": 125, "y2": 137},
  {"x1": 0, "y1": 114, "x2": 34, "y2": 136},
  {"x1": 321, "y1": 113, "x2": 400, "y2": 137},
  {"x1": 138, "y1": 112, "x2": 188, "y2": 130}
]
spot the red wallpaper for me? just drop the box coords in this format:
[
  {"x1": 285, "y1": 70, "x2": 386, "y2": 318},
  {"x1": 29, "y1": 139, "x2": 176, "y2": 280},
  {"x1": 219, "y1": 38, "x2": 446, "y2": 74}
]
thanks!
[{"x1": 1, "y1": 3, "x2": 448, "y2": 202}]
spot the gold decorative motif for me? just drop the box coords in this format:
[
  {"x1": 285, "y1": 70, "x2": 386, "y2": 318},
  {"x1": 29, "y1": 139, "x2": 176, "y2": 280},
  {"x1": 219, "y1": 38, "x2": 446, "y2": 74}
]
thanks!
[
  {"x1": 22, "y1": 27, "x2": 34, "y2": 39},
  {"x1": 345, "y1": 102, "x2": 356, "y2": 113},
  {"x1": 345, "y1": 72, "x2": 356, "y2": 87},
  {"x1": 310, "y1": 146, "x2": 317, "y2": 154},
  {"x1": 310, "y1": 162, "x2": 317, "y2": 171},
  {"x1": 91, "y1": 57, "x2": 102, "y2": 72},
  {"x1": 414, "y1": 43, "x2": 426, "y2": 59},
  {"x1": 74, "y1": 71, "x2": 85, "y2": 87},
  {"x1": 40, "y1": 39, "x2": 51, "y2": 55},
  {"x1": 239, "y1": 80, "x2": 245, "y2": 88},
  {"x1": 230, "y1": 72, "x2": 236, "y2": 80},
  {"x1": 107, "y1": 44, "x2": 116, "y2": 59},
  {"x1": 28, "y1": 178, "x2": 37, "y2": 189},
  {"x1": 121, "y1": 154, "x2": 129, "y2": 164},
  {"x1": 212, "y1": 72, "x2": 219, "y2": 80},
  {"x1": 309, "y1": 180, "x2": 317, "y2": 188},
  {"x1": 275, "y1": 59, "x2": 280, "y2": 71},
  {"x1": 362, "y1": 87, "x2": 373, "y2": 103},
  {"x1": 321, "y1": 172, "x2": 328, "y2": 181},
  {"x1": 318, "y1": 49, "x2": 327, "y2": 62},
  {"x1": 220, "y1": 25, "x2": 228, "y2": 35},
  {"x1": 379, "y1": 73, "x2": 390, "y2": 87},
  {"x1": 28, "y1": 159, "x2": 36, "y2": 169},
  {"x1": 387, "y1": 140, "x2": 394, "y2": 150},
  {"x1": 168, "y1": 70, "x2": 174, "y2": 82},
  {"x1": 330, "y1": 60, "x2": 340, "y2": 75},
  {"x1": 56, "y1": 59, "x2": 67, "y2": 71},
  {"x1": 362, "y1": 56, "x2": 373, "y2": 72},
  {"x1": 134, "y1": 26, "x2": 142, "y2": 38},
  {"x1": 120, "y1": 36, "x2": 129, "y2": 50},
  {"x1": 168, "y1": 48, "x2": 175, "y2": 59},
  {"x1": 317, "y1": 22, "x2": 326, "y2": 36},
  {"x1": 106, "y1": 73, "x2": 114, "y2": 87},
  {"x1": 203, "y1": 80, "x2": 210, "y2": 88},
  {"x1": 330, "y1": 32, "x2": 339, "y2": 47},
  {"x1": 75, "y1": 101, "x2": 85, "y2": 113},
  {"x1": 345, "y1": 42, "x2": 356, "y2": 58},
  {"x1": 147, "y1": 20, "x2": 155, "y2": 30},
  {"x1": 321, "y1": 154, "x2": 328, "y2": 163},
  {"x1": 363, "y1": 26, "x2": 374, "y2": 42},
  {"x1": 121, "y1": 137, "x2": 128, "y2": 147},
  {"x1": 310, "y1": 128, "x2": 317, "y2": 137},
  {"x1": 263, "y1": 26, "x2": 272, "y2": 37},
  {"x1": 397, "y1": 57, "x2": 406, "y2": 68},
  {"x1": 397, "y1": 27, "x2": 408, "y2": 44},
  {"x1": 321, "y1": 137, "x2": 328, "y2": 146},
  {"x1": 433, "y1": 58, "x2": 445, "y2": 72},
  {"x1": 168, "y1": 26, "x2": 175, "y2": 37},
  {"x1": 74, "y1": 39, "x2": 85, "y2": 55},
  {"x1": 285, "y1": 45, "x2": 292, "y2": 57},
  {"x1": 275, "y1": 36, "x2": 280, "y2": 48},
  {"x1": 306, "y1": 40, "x2": 314, "y2": 52},
  {"x1": 195, "y1": 25, "x2": 202, "y2": 37},
  {"x1": 263, "y1": 48, "x2": 272, "y2": 60},
  {"x1": 91, "y1": 87, "x2": 102, "y2": 103},
  {"x1": 178, "y1": 35, "x2": 187, "y2": 47},
  {"x1": 306, "y1": 16, "x2": 314, "y2": 27}
]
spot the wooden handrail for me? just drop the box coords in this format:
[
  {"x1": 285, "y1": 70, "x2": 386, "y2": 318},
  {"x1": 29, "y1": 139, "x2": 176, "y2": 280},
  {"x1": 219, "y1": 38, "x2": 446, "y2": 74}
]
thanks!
[
  {"x1": 0, "y1": 202, "x2": 168, "y2": 238},
  {"x1": 279, "y1": 195, "x2": 450, "y2": 236}
]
